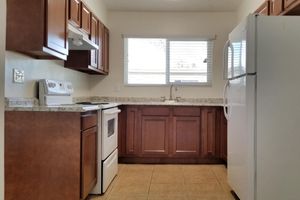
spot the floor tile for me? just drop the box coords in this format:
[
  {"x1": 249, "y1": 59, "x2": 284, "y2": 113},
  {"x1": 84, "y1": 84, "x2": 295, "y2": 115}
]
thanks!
[
  {"x1": 211, "y1": 165, "x2": 227, "y2": 182},
  {"x1": 149, "y1": 183, "x2": 186, "y2": 195},
  {"x1": 148, "y1": 194, "x2": 189, "y2": 200},
  {"x1": 110, "y1": 182, "x2": 150, "y2": 196},
  {"x1": 152, "y1": 171, "x2": 184, "y2": 184},
  {"x1": 107, "y1": 194, "x2": 148, "y2": 200}
]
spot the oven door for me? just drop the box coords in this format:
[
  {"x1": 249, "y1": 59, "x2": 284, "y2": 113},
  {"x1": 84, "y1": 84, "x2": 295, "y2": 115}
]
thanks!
[{"x1": 101, "y1": 107, "x2": 121, "y2": 159}]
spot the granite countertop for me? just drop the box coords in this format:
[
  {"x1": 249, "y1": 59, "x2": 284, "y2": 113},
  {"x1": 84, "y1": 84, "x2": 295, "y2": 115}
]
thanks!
[{"x1": 5, "y1": 97, "x2": 224, "y2": 112}]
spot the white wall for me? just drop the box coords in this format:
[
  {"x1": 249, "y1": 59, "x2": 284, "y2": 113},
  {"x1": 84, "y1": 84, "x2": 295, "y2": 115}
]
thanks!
[
  {"x1": 5, "y1": 1, "x2": 108, "y2": 98},
  {"x1": 83, "y1": 0, "x2": 108, "y2": 26},
  {"x1": 237, "y1": 0, "x2": 265, "y2": 21},
  {"x1": 0, "y1": 0, "x2": 5, "y2": 199},
  {"x1": 5, "y1": 52, "x2": 91, "y2": 98},
  {"x1": 89, "y1": 11, "x2": 237, "y2": 98}
]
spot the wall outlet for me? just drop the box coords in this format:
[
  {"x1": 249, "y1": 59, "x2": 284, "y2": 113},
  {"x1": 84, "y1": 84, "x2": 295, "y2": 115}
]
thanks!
[{"x1": 13, "y1": 68, "x2": 25, "y2": 83}]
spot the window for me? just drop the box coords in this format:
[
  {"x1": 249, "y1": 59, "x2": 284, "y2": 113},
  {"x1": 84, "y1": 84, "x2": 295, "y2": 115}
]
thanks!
[{"x1": 124, "y1": 37, "x2": 214, "y2": 85}]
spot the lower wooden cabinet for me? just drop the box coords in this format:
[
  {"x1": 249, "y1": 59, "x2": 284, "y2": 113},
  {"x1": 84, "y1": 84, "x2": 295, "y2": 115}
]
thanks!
[
  {"x1": 118, "y1": 105, "x2": 227, "y2": 164},
  {"x1": 81, "y1": 126, "x2": 97, "y2": 199},
  {"x1": 201, "y1": 107, "x2": 219, "y2": 158},
  {"x1": 172, "y1": 116, "x2": 200, "y2": 157},
  {"x1": 5, "y1": 111, "x2": 98, "y2": 200},
  {"x1": 141, "y1": 116, "x2": 170, "y2": 156}
]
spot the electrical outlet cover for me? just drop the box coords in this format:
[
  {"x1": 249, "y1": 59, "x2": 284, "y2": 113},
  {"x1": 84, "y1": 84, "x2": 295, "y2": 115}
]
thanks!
[{"x1": 13, "y1": 68, "x2": 25, "y2": 83}]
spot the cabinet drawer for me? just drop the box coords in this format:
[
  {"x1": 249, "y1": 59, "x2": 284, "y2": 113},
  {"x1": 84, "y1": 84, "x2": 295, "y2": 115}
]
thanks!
[
  {"x1": 141, "y1": 106, "x2": 170, "y2": 116},
  {"x1": 81, "y1": 112, "x2": 97, "y2": 130},
  {"x1": 173, "y1": 107, "x2": 200, "y2": 117}
]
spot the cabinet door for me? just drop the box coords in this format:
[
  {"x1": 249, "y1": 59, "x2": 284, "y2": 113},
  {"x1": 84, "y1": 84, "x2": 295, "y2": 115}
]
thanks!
[
  {"x1": 141, "y1": 116, "x2": 170, "y2": 156},
  {"x1": 98, "y1": 22, "x2": 105, "y2": 71},
  {"x1": 285, "y1": 0, "x2": 298, "y2": 8},
  {"x1": 219, "y1": 110, "x2": 228, "y2": 162},
  {"x1": 126, "y1": 107, "x2": 140, "y2": 155},
  {"x1": 46, "y1": 0, "x2": 68, "y2": 55},
  {"x1": 103, "y1": 26, "x2": 109, "y2": 74},
  {"x1": 201, "y1": 108, "x2": 220, "y2": 158},
  {"x1": 172, "y1": 117, "x2": 200, "y2": 157},
  {"x1": 81, "y1": 127, "x2": 97, "y2": 199},
  {"x1": 80, "y1": 2, "x2": 91, "y2": 35},
  {"x1": 255, "y1": 0, "x2": 271, "y2": 15},
  {"x1": 90, "y1": 15, "x2": 99, "y2": 68},
  {"x1": 69, "y1": 0, "x2": 81, "y2": 27},
  {"x1": 271, "y1": 0, "x2": 284, "y2": 15}
]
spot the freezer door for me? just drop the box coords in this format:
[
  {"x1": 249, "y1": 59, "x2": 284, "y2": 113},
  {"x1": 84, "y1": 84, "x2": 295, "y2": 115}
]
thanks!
[
  {"x1": 225, "y1": 15, "x2": 256, "y2": 79},
  {"x1": 227, "y1": 75, "x2": 255, "y2": 200}
]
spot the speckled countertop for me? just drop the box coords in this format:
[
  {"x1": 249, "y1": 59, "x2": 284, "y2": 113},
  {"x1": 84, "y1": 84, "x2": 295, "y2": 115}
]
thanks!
[{"x1": 5, "y1": 97, "x2": 224, "y2": 112}]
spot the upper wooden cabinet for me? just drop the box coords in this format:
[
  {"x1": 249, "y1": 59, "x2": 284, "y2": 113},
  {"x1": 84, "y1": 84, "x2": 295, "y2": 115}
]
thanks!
[
  {"x1": 270, "y1": 0, "x2": 284, "y2": 15},
  {"x1": 80, "y1": 2, "x2": 92, "y2": 35},
  {"x1": 6, "y1": 0, "x2": 68, "y2": 60},
  {"x1": 69, "y1": 0, "x2": 81, "y2": 27},
  {"x1": 255, "y1": 0, "x2": 272, "y2": 15},
  {"x1": 102, "y1": 26, "x2": 110, "y2": 74}
]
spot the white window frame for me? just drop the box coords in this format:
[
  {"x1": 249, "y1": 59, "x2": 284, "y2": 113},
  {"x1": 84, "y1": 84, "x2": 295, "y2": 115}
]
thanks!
[{"x1": 124, "y1": 36, "x2": 214, "y2": 86}]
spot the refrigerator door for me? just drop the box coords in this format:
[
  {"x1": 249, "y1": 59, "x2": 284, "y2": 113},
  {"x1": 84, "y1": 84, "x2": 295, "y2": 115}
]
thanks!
[
  {"x1": 227, "y1": 75, "x2": 255, "y2": 200},
  {"x1": 225, "y1": 15, "x2": 256, "y2": 79}
]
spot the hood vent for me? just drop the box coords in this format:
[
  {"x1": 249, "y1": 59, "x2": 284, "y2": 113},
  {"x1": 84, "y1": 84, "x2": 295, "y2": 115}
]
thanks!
[{"x1": 68, "y1": 24, "x2": 99, "y2": 50}]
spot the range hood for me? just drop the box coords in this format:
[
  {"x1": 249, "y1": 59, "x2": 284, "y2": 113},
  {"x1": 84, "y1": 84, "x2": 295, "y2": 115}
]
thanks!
[{"x1": 68, "y1": 24, "x2": 99, "y2": 50}]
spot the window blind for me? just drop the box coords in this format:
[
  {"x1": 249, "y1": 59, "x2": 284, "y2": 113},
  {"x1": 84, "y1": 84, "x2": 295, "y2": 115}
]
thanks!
[{"x1": 124, "y1": 37, "x2": 214, "y2": 85}]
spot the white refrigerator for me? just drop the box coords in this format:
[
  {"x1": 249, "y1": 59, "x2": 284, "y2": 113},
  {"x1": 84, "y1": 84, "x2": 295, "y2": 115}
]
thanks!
[{"x1": 223, "y1": 15, "x2": 300, "y2": 200}]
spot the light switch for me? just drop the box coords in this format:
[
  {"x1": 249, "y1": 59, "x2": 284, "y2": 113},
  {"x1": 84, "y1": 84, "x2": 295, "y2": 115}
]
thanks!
[{"x1": 13, "y1": 68, "x2": 25, "y2": 83}]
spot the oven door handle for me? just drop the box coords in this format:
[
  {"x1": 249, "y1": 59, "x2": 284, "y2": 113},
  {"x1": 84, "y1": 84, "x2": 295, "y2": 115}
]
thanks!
[{"x1": 103, "y1": 109, "x2": 121, "y2": 115}]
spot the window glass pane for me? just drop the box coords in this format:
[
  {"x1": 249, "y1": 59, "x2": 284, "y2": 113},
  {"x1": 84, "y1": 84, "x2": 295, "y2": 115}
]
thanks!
[
  {"x1": 169, "y1": 41, "x2": 210, "y2": 83},
  {"x1": 127, "y1": 38, "x2": 166, "y2": 84}
]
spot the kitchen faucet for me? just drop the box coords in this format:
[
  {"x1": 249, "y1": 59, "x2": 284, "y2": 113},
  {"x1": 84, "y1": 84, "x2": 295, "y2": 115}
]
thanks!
[{"x1": 169, "y1": 84, "x2": 175, "y2": 101}]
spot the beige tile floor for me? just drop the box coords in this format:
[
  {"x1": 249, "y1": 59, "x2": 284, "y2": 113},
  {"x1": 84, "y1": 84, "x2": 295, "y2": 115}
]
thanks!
[{"x1": 88, "y1": 164, "x2": 235, "y2": 200}]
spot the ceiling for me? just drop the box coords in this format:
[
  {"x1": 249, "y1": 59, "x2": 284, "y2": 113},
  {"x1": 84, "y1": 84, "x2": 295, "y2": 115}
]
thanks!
[{"x1": 103, "y1": 0, "x2": 242, "y2": 12}]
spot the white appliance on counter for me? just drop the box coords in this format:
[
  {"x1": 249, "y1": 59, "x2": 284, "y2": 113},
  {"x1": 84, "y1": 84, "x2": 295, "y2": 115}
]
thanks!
[{"x1": 223, "y1": 15, "x2": 300, "y2": 200}]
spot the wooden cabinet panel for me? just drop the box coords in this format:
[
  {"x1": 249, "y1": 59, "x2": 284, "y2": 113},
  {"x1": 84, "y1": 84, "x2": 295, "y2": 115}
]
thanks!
[
  {"x1": 201, "y1": 107, "x2": 220, "y2": 158},
  {"x1": 220, "y1": 110, "x2": 228, "y2": 162},
  {"x1": 6, "y1": 0, "x2": 68, "y2": 60},
  {"x1": 173, "y1": 107, "x2": 200, "y2": 117},
  {"x1": 255, "y1": 0, "x2": 271, "y2": 15},
  {"x1": 46, "y1": 0, "x2": 68, "y2": 55},
  {"x1": 103, "y1": 26, "x2": 110, "y2": 74},
  {"x1": 172, "y1": 117, "x2": 200, "y2": 157},
  {"x1": 81, "y1": 126, "x2": 97, "y2": 199},
  {"x1": 80, "y1": 2, "x2": 91, "y2": 35},
  {"x1": 90, "y1": 15, "x2": 99, "y2": 68},
  {"x1": 126, "y1": 107, "x2": 140, "y2": 155},
  {"x1": 285, "y1": 0, "x2": 298, "y2": 8},
  {"x1": 98, "y1": 22, "x2": 105, "y2": 71},
  {"x1": 141, "y1": 116, "x2": 170, "y2": 156},
  {"x1": 81, "y1": 112, "x2": 97, "y2": 130},
  {"x1": 69, "y1": 0, "x2": 81, "y2": 27},
  {"x1": 119, "y1": 105, "x2": 227, "y2": 164},
  {"x1": 141, "y1": 106, "x2": 170, "y2": 116},
  {"x1": 271, "y1": 0, "x2": 284, "y2": 15},
  {"x1": 5, "y1": 112, "x2": 81, "y2": 200}
]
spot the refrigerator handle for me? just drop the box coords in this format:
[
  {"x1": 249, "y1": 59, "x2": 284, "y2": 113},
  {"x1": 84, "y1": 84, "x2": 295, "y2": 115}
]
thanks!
[
  {"x1": 223, "y1": 40, "x2": 230, "y2": 79},
  {"x1": 223, "y1": 80, "x2": 230, "y2": 120}
]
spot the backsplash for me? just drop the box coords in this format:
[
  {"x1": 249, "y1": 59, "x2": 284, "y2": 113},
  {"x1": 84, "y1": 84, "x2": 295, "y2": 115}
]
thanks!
[{"x1": 5, "y1": 51, "x2": 91, "y2": 98}]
